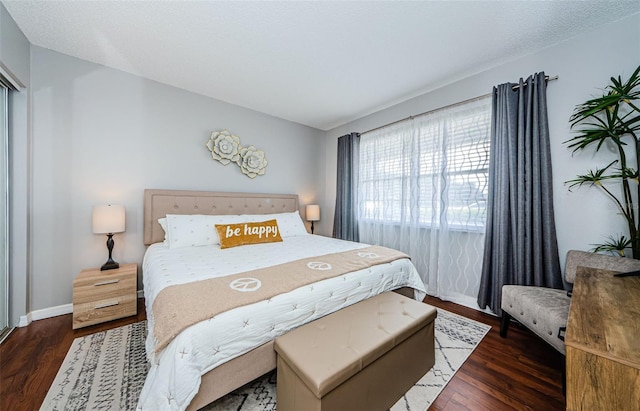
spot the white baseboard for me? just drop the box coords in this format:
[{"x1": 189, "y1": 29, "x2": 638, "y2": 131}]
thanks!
[
  {"x1": 28, "y1": 303, "x2": 73, "y2": 324},
  {"x1": 435, "y1": 293, "x2": 496, "y2": 316},
  {"x1": 18, "y1": 311, "x2": 32, "y2": 327},
  {"x1": 17, "y1": 290, "x2": 146, "y2": 327}
]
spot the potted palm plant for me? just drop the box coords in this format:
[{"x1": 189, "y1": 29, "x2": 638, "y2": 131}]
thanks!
[{"x1": 566, "y1": 65, "x2": 640, "y2": 258}]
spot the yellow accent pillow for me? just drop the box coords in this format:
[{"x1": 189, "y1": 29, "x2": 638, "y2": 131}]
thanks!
[{"x1": 215, "y1": 219, "x2": 283, "y2": 249}]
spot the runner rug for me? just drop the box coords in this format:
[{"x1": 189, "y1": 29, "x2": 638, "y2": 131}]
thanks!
[{"x1": 40, "y1": 308, "x2": 490, "y2": 411}]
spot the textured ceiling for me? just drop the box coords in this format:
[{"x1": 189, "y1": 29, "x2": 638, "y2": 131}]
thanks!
[{"x1": 3, "y1": 1, "x2": 640, "y2": 130}]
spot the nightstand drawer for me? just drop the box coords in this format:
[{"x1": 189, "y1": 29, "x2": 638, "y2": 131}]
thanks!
[
  {"x1": 72, "y1": 263, "x2": 138, "y2": 329},
  {"x1": 72, "y1": 294, "x2": 137, "y2": 329},
  {"x1": 73, "y1": 273, "x2": 136, "y2": 304}
]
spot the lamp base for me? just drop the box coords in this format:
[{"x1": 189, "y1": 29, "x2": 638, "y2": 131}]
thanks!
[
  {"x1": 101, "y1": 258, "x2": 120, "y2": 271},
  {"x1": 101, "y1": 233, "x2": 119, "y2": 271}
]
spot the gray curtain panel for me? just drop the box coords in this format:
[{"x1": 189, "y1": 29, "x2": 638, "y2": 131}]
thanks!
[
  {"x1": 333, "y1": 132, "x2": 360, "y2": 241},
  {"x1": 477, "y1": 72, "x2": 562, "y2": 316}
]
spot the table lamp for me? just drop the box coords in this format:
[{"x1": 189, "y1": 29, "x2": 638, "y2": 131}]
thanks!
[
  {"x1": 92, "y1": 204, "x2": 125, "y2": 271},
  {"x1": 306, "y1": 204, "x2": 320, "y2": 234}
]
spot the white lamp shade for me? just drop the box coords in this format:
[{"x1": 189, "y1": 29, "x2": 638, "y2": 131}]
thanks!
[
  {"x1": 306, "y1": 204, "x2": 320, "y2": 222},
  {"x1": 92, "y1": 204, "x2": 126, "y2": 234}
]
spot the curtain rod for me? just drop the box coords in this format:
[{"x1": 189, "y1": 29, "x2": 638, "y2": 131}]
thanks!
[{"x1": 361, "y1": 75, "x2": 558, "y2": 135}]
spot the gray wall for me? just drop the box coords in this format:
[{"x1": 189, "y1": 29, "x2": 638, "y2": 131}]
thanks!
[
  {"x1": 324, "y1": 12, "x2": 640, "y2": 270},
  {"x1": 0, "y1": 2, "x2": 30, "y2": 327},
  {"x1": 30, "y1": 46, "x2": 324, "y2": 311}
]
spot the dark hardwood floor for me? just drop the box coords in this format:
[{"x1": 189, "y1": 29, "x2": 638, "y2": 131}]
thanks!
[
  {"x1": 0, "y1": 297, "x2": 565, "y2": 411},
  {"x1": 423, "y1": 296, "x2": 565, "y2": 410}
]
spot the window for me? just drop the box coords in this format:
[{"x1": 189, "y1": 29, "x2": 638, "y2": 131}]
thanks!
[{"x1": 359, "y1": 96, "x2": 491, "y2": 231}]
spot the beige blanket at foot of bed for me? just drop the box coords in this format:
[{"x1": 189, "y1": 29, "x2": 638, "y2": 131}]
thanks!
[{"x1": 152, "y1": 245, "x2": 409, "y2": 352}]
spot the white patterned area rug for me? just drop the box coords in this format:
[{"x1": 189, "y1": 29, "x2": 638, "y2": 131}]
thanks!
[{"x1": 41, "y1": 308, "x2": 490, "y2": 411}]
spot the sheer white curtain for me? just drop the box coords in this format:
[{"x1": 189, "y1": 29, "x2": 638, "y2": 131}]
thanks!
[{"x1": 358, "y1": 97, "x2": 491, "y2": 308}]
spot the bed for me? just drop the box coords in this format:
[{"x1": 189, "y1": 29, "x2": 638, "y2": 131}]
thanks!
[{"x1": 137, "y1": 189, "x2": 427, "y2": 411}]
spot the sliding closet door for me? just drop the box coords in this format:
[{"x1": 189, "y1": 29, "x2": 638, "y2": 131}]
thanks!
[{"x1": 0, "y1": 85, "x2": 8, "y2": 340}]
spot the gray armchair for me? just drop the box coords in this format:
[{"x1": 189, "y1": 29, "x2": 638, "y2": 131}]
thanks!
[{"x1": 500, "y1": 250, "x2": 640, "y2": 354}]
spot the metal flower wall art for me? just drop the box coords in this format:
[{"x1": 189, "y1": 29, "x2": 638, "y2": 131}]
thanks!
[
  {"x1": 238, "y1": 145, "x2": 268, "y2": 178},
  {"x1": 206, "y1": 130, "x2": 268, "y2": 178},
  {"x1": 206, "y1": 130, "x2": 241, "y2": 165}
]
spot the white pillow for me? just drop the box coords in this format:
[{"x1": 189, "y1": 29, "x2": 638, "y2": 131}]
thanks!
[
  {"x1": 166, "y1": 214, "x2": 245, "y2": 249},
  {"x1": 240, "y1": 211, "x2": 308, "y2": 237},
  {"x1": 273, "y1": 211, "x2": 308, "y2": 237},
  {"x1": 158, "y1": 217, "x2": 168, "y2": 245},
  {"x1": 164, "y1": 211, "x2": 308, "y2": 249}
]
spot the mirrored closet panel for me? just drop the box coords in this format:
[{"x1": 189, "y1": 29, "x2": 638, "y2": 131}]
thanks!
[{"x1": 0, "y1": 85, "x2": 9, "y2": 341}]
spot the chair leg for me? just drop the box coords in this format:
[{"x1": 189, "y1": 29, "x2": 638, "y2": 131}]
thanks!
[{"x1": 500, "y1": 312, "x2": 511, "y2": 338}]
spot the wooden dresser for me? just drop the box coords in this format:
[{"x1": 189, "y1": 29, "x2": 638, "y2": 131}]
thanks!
[
  {"x1": 72, "y1": 263, "x2": 138, "y2": 329},
  {"x1": 565, "y1": 266, "x2": 640, "y2": 410}
]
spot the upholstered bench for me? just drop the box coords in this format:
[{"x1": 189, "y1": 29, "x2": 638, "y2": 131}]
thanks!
[{"x1": 274, "y1": 291, "x2": 437, "y2": 411}]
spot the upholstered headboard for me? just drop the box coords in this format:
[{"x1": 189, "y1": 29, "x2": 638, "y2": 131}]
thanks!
[{"x1": 143, "y1": 189, "x2": 300, "y2": 245}]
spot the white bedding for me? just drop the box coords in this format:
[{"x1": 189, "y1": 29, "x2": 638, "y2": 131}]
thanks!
[{"x1": 137, "y1": 234, "x2": 426, "y2": 411}]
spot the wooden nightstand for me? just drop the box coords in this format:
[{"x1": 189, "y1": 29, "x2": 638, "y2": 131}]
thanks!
[{"x1": 72, "y1": 263, "x2": 138, "y2": 329}]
